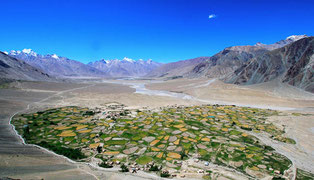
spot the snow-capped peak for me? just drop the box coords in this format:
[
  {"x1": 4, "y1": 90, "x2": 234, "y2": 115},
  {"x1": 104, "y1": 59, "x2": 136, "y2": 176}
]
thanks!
[
  {"x1": 101, "y1": 59, "x2": 110, "y2": 64},
  {"x1": 138, "y1": 59, "x2": 144, "y2": 64},
  {"x1": 3, "y1": 51, "x2": 8, "y2": 55},
  {"x1": 255, "y1": 42, "x2": 265, "y2": 46},
  {"x1": 286, "y1": 35, "x2": 307, "y2": 41},
  {"x1": 95, "y1": 58, "x2": 156, "y2": 65},
  {"x1": 147, "y1": 59, "x2": 153, "y2": 64},
  {"x1": 51, "y1": 54, "x2": 59, "y2": 59},
  {"x1": 22, "y1": 49, "x2": 37, "y2": 56},
  {"x1": 9, "y1": 49, "x2": 37, "y2": 56},
  {"x1": 122, "y1": 57, "x2": 135, "y2": 62},
  {"x1": 22, "y1": 49, "x2": 32, "y2": 54},
  {"x1": 9, "y1": 50, "x2": 18, "y2": 55}
]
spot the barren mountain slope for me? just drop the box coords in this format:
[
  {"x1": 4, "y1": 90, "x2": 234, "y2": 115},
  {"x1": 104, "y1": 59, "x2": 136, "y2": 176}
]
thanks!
[
  {"x1": 226, "y1": 37, "x2": 314, "y2": 93},
  {"x1": 188, "y1": 46, "x2": 268, "y2": 78},
  {"x1": 147, "y1": 57, "x2": 210, "y2": 78},
  {"x1": 0, "y1": 51, "x2": 52, "y2": 81}
]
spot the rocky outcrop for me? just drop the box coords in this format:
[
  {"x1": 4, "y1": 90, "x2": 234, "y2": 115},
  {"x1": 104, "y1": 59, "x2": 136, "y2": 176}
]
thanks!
[
  {"x1": 226, "y1": 37, "x2": 314, "y2": 93},
  {"x1": 282, "y1": 38, "x2": 314, "y2": 92},
  {"x1": 188, "y1": 46, "x2": 268, "y2": 78}
]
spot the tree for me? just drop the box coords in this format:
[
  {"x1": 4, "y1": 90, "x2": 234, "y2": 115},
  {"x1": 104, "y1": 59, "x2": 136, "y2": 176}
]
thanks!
[
  {"x1": 180, "y1": 150, "x2": 187, "y2": 160},
  {"x1": 99, "y1": 161, "x2": 113, "y2": 168},
  {"x1": 120, "y1": 164, "x2": 129, "y2": 172},
  {"x1": 160, "y1": 171, "x2": 170, "y2": 177},
  {"x1": 97, "y1": 146, "x2": 102, "y2": 153},
  {"x1": 149, "y1": 165, "x2": 160, "y2": 171},
  {"x1": 23, "y1": 125, "x2": 30, "y2": 139}
]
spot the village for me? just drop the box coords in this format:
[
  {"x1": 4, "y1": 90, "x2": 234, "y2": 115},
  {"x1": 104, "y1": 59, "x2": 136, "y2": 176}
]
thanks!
[{"x1": 12, "y1": 103, "x2": 299, "y2": 179}]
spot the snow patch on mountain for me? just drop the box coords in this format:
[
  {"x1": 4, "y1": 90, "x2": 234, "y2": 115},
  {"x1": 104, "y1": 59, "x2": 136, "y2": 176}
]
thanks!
[
  {"x1": 122, "y1": 57, "x2": 135, "y2": 62},
  {"x1": 286, "y1": 35, "x2": 307, "y2": 41},
  {"x1": 88, "y1": 58, "x2": 162, "y2": 77},
  {"x1": 254, "y1": 35, "x2": 308, "y2": 50},
  {"x1": 51, "y1": 54, "x2": 59, "y2": 59},
  {"x1": 9, "y1": 49, "x2": 38, "y2": 57}
]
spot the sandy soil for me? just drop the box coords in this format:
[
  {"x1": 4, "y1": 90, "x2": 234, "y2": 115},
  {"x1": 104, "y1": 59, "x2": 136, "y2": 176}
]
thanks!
[
  {"x1": 0, "y1": 82, "x2": 99, "y2": 180},
  {"x1": 147, "y1": 78, "x2": 314, "y2": 110},
  {"x1": 265, "y1": 113, "x2": 314, "y2": 173}
]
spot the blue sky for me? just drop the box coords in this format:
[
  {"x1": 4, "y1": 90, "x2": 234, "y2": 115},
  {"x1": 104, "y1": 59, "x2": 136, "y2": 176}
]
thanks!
[{"x1": 0, "y1": 0, "x2": 313, "y2": 63}]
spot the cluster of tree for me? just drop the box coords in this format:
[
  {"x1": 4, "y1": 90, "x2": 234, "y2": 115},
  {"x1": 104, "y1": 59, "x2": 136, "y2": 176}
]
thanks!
[
  {"x1": 98, "y1": 159, "x2": 113, "y2": 168},
  {"x1": 240, "y1": 126, "x2": 253, "y2": 131},
  {"x1": 37, "y1": 141, "x2": 86, "y2": 160},
  {"x1": 160, "y1": 171, "x2": 170, "y2": 177},
  {"x1": 120, "y1": 164, "x2": 129, "y2": 172},
  {"x1": 83, "y1": 111, "x2": 95, "y2": 116},
  {"x1": 23, "y1": 125, "x2": 31, "y2": 140},
  {"x1": 149, "y1": 165, "x2": 160, "y2": 171}
]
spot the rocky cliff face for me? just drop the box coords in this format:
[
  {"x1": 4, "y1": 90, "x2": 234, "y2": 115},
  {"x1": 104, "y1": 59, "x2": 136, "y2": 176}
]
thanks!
[
  {"x1": 282, "y1": 38, "x2": 314, "y2": 92},
  {"x1": 226, "y1": 37, "x2": 314, "y2": 93},
  {"x1": 188, "y1": 46, "x2": 268, "y2": 78}
]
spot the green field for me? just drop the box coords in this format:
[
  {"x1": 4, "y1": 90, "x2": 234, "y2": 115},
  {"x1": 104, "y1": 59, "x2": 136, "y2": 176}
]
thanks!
[{"x1": 12, "y1": 104, "x2": 294, "y2": 179}]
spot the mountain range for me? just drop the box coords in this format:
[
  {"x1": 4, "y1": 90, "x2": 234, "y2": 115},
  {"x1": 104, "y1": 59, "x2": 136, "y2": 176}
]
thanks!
[
  {"x1": 5, "y1": 50, "x2": 162, "y2": 78},
  {"x1": 88, "y1": 58, "x2": 162, "y2": 77},
  {"x1": 0, "y1": 51, "x2": 52, "y2": 81},
  {"x1": 150, "y1": 35, "x2": 309, "y2": 79},
  {"x1": 148, "y1": 35, "x2": 313, "y2": 93},
  {"x1": 6, "y1": 49, "x2": 109, "y2": 78},
  {"x1": 1, "y1": 34, "x2": 313, "y2": 93}
]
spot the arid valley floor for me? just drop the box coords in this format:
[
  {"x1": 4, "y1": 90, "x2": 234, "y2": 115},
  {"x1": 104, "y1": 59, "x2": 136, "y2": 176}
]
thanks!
[{"x1": 1, "y1": 78, "x2": 314, "y2": 180}]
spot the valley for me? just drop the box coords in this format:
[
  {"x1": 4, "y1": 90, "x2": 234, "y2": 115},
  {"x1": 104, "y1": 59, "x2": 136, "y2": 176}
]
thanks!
[
  {"x1": 1, "y1": 78, "x2": 314, "y2": 180},
  {"x1": 1, "y1": 1, "x2": 313, "y2": 179},
  {"x1": 1, "y1": 33, "x2": 313, "y2": 180}
]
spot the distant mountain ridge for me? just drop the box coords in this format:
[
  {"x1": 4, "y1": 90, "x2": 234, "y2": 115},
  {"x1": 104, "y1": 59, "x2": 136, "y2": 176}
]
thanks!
[
  {"x1": 6, "y1": 49, "x2": 162, "y2": 78},
  {"x1": 6, "y1": 49, "x2": 109, "y2": 78},
  {"x1": 88, "y1": 58, "x2": 162, "y2": 77},
  {"x1": 2, "y1": 35, "x2": 312, "y2": 93},
  {"x1": 254, "y1": 35, "x2": 308, "y2": 50},
  {"x1": 0, "y1": 51, "x2": 52, "y2": 81},
  {"x1": 148, "y1": 34, "x2": 313, "y2": 93},
  {"x1": 187, "y1": 35, "x2": 309, "y2": 79},
  {"x1": 149, "y1": 35, "x2": 309, "y2": 79}
]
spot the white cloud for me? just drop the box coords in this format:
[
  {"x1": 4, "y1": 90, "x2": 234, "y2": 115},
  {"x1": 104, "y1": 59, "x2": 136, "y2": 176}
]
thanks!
[{"x1": 208, "y1": 14, "x2": 216, "y2": 19}]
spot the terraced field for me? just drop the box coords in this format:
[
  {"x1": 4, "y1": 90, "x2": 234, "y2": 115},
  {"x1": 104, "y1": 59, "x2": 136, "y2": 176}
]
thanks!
[{"x1": 12, "y1": 104, "x2": 300, "y2": 179}]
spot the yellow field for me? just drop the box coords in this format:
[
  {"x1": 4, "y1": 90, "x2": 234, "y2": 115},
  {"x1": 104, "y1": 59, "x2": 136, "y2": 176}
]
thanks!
[
  {"x1": 167, "y1": 152, "x2": 181, "y2": 159},
  {"x1": 57, "y1": 130, "x2": 76, "y2": 137}
]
